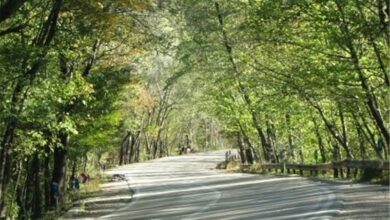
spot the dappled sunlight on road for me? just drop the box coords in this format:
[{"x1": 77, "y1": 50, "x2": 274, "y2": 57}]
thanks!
[
  {"x1": 99, "y1": 151, "x2": 344, "y2": 220},
  {"x1": 63, "y1": 151, "x2": 389, "y2": 220}
]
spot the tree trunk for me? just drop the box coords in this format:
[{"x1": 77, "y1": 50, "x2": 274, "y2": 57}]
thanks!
[
  {"x1": 145, "y1": 136, "x2": 151, "y2": 160},
  {"x1": 43, "y1": 148, "x2": 51, "y2": 210},
  {"x1": 313, "y1": 117, "x2": 327, "y2": 163},
  {"x1": 354, "y1": 0, "x2": 389, "y2": 86},
  {"x1": 215, "y1": 2, "x2": 273, "y2": 162},
  {"x1": 237, "y1": 133, "x2": 246, "y2": 164},
  {"x1": 119, "y1": 132, "x2": 131, "y2": 165},
  {"x1": 338, "y1": 106, "x2": 354, "y2": 160},
  {"x1": 355, "y1": 123, "x2": 368, "y2": 160},
  {"x1": 31, "y1": 153, "x2": 42, "y2": 219},
  {"x1": 152, "y1": 140, "x2": 158, "y2": 159},
  {"x1": 82, "y1": 40, "x2": 101, "y2": 76},
  {"x1": 352, "y1": 110, "x2": 377, "y2": 152},
  {"x1": 51, "y1": 133, "x2": 67, "y2": 207},
  {"x1": 299, "y1": 146, "x2": 305, "y2": 176},
  {"x1": 134, "y1": 131, "x2": 141, "y2": 162},
  {"x1": 238, "y1": 122, "x2": 261, "y2": 163},
  {"x1": 124, "y1": 134, "x2": 131, "y2": 164},
  {"x1": 22, "y1": 159, "x2": 33, "y2": 218},
  {"x1": 128, "y1": 133, "x2": 135, "y2": 164},
  {"x1": 333, "y1": 143, "x2": 343, "y2": 178},
  {"x1": 0, "y1": 78, "x2": 28, "y2": 213},
  {"x1": 0, "y1": 0, "x2": 62, "y2": 213},
  {"x1": 286, "y1": 113, "x2": 296, "y2": 161},
  {"x1": 309, "y1": 101, "x2": 352, "y2": 159},
  {"x1": 335, "y1": 0, "x2": 390, "y2": 147},
  {"x1": 266, "y1": 120, "x2": 278, "y2": 163},
  {"x1": 7, "y1": 161, "x2": 22, "y2": 219}
]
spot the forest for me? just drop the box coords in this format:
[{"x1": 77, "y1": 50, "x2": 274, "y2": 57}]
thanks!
[{"x1": 0, "y1": 0, "x2": 388, "y2": 219}]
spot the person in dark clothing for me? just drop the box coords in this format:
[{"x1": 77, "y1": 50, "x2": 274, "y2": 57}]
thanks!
[
  {"x1": 71, "y1": 177, "x2": 80, "y2": 190},
  {"x1": 52, "y1": 182, "x2": 60, "y2": 209}
]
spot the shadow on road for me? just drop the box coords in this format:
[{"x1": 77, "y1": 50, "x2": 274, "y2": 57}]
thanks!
[{"x1": 62, "y1": 152, "x2": 390, "y2": 220}]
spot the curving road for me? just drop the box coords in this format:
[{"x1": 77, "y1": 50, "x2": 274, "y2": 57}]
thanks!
[{"x1": 72, "y1": 151, "x2": 389, "y2": 220}]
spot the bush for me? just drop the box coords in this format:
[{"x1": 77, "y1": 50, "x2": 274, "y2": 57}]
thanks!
[{"x1": 226, "y1": 161, "x2": 241, "y2": 171}]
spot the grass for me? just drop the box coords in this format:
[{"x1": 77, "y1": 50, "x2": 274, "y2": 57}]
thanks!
[
  {"x1": 40, "y1": 173, "x2": 111, "y2": 220},
  {"x1": 226, "y1": 161, "x2": 241, "y2": 172},
  {"x1": 70, "y1": 173, "x2": 113, "y2": 202}
]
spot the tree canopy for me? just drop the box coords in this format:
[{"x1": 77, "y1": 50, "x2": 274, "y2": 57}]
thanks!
[{"x1": 0, "y1": 0, "x2": 388, "y2": 218}]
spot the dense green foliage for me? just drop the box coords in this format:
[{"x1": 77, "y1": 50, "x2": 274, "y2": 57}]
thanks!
[
  {"x1": 170, "y1": 0, "x2": 389, "y2": 164},
  {"x1": 0, "y1": 0, "x2": 388, "y2": 219}
]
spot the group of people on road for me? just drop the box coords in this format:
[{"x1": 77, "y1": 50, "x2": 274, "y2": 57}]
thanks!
[{"x1": 179, "y1": 134, "x2": 193, "y2": 155}]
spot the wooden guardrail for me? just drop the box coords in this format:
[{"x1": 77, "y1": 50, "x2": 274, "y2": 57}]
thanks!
[
  {"x1": 251, "y1": 160, "x2": 390, "y2": 171},
  {"x1": 239, "y1": 160, "x2": 389, "y2": 179},
  {"x1": 224, "y1": 149, "x2": 389, "y2": 178}
]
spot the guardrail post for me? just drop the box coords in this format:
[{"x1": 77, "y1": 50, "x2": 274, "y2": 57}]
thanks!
[
  {"x1": 346, "y1": 161, "x2": 351, "y2": 179},
  {"x1": 353, "y1": 168, "x2": 358, "y2": 178}
]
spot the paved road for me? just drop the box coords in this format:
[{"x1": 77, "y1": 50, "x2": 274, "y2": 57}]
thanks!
[{"x1": 77, "y1": 151, "x2": 389, "y2": 220}]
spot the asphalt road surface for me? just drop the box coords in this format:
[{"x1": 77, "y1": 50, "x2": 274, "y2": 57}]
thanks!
[{"x1": 70, "y1": 151, "x2": 390, "y2": 220}]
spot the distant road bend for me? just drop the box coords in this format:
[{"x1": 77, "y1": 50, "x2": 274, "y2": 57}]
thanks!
[{"x1": 97, "y1": 151, "x2": 389, "y2": 220}]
